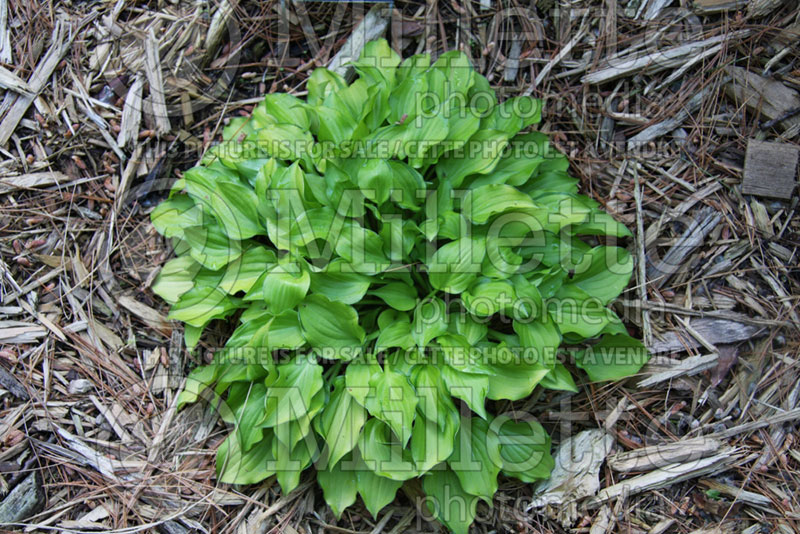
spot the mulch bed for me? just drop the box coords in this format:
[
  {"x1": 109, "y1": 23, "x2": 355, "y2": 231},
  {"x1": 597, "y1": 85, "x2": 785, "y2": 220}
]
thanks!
[{"x1": 0, "y1": 1, "x2": 798, "y2": 533}]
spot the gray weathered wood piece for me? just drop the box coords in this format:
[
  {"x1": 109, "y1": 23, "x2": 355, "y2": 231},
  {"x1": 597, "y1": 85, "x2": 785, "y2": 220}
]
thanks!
[
  {"x1": 742, "y1": 139, "x2": 799, "y2": 199},
  {"x1": 0, "y1": 473, "x2": 44, "y2": 525}
]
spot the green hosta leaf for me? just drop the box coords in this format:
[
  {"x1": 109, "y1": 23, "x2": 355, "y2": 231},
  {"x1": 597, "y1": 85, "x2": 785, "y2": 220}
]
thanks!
[
  {"x1": 217, "y1": 429, "x2": 276, "y2": 484},
  {"x1": 261, "y1": 354, "x2": 323, "y2": 428},
  {"x1": 209, "y1": 180, "x2": 264, "y2": 240},
  {"x1": 316, "y1": 377, "x2": 367, "y2": 468},
  {"x1": 152, "y1": 256, "x2": 201, "y2": 304},
  {"x1": 358, "y1": 418, "x2": 418, "y2": 481},
  {"x1": 274, "y1": 387, "x2": 324, "y2": 450},
  {"x1": 492, "y1": 417, "x2": 554, "y2": 482},
  {"x1": 442, "y1": 365, "x2": 489, "y2": 419},
  {"x1": 375, "y1": 318, "x2": 414, "y2": 353},
  {"x1": 548, "y1": 285, "x2": 616, "y2": 338},
  {"x1": 258, "y1": 92, "x2": 310, "y2": 129},
  {"x1": 218, "y1": 246, "x2": 277, "y2": 295},
  {"x1": 150, "y1": 194, "x2": 203, "y2": 239},
  {"x1": 355, "y1": 455, "x2": 404, "y2": 518},
  {"x1": 310, "y1": 267, "x2": 370, "y2": 305},
  {"x1": 462, "y1": 184, "x2": 538, "y2": 224},
  {"x1": 571, "y1": 210, "x2": 633, "y2": 238},
  {"x1": 428, "y1": 237, "x2": 486, "y2": 294},
  {"x1": 539, "y1": 362, "x2": 579, "y2": 392},
  {"x1": 344, "y1": 354, "x2": 381, "y2": 406},
  {"x1": 436, "y1": 129, "x2": 509, "y2": 187},
  {"x1": 409, "y1": 365, "x2": 460, "y2": 472},
  {"x1": 365, "y1": 366, "x2": 418, "y2": 446},
  {"x1": 299, "y1": 295, "x2": 365, "y2": 360},
  {"x1": 263, "y1": 265, "x2": 310, "y2": 314},
  {"x1": 450, "y1": 313, "x2": 488, "y2": 346},
  {"x1": 177, "y1": 364, "x2": 220, "y2": 409},
  {"x1": 257, "y1": 123, "x2": 314, "y2": 162},
  {"x1": 183, "y1": 223, "x2": 242, "y2": 270},
  {"x1": 449, "y1": 416, "x2": 503, "y2": 503},
  {"x1": 370, "y1": 281, "x2": 417, "y2": 311},
  {"x1": 569, "y1": 246, "x2": 633, "y2": 305},
  {"x1": 317, "y1": 458, "x2": 358, "y2": 519},
  {"x1": 226, "y1": 382, "x2": 268, "y2": 451},
  {"x1": 412, "y1": 297, "x2": 449, "y2": 349},
  {"x1": 513, "y1": 316, "x2": 560, "y2": 369},
  {"x1": 306, "y1": 67, "x2": 347, "y2": 106},
  {"x1": 485, "y1": 345, "x2": 550, "y2": 401},
  {"x1": 167, "y1": 286, "x2": 241, "y2": 328},
  {"x1": 462, "y1": 278, "x2": 516, "y2": 317},
  {"x1": 422, "y1": 467, "x2": 478, "y2": 534},
  {"x1": 355, "y1": 158, "x2": 392, "y2": 204},
  {"x1": 576, "y1": 333, "x2": 650, "y2": 382},
  {"x1": 273, "y1": 433, "x2": 315, "y2": 494},
  {"x1": 405, "y1": 114, "x2": 448, "y2": 166}
]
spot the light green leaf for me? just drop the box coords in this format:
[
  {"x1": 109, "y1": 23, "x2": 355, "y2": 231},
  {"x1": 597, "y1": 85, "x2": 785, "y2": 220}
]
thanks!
[
  {"x1": 462, "y1": 184, "x2": 537, "y2": 224},
  {"x1": 371, "y1": 282, "x2": 417, "y2": 311},
  {"x1": 152, "y1": 256, "x2": 201, "y2": 304},
  {"x1": 217, "y1": 429, "x2": 275, "y2": 484},
  {"x1": 317, "y1": 458, "x2": 358, "y2": 519},
  {"x1": 441, "y1": 366, "x2": 489, "y2": 419},
  {"x1": 167, "y1": 286, "x2": 241, "y2": 328},
  {"x1": 539, "y1": 362, "x2": 578, "y2": 392},
  {"x1": 491, "y1": 417, "x2": 554, "y2": 483},
  {"x1": 412, "y1": 297, "x2": 449, "y2": 349},
  {"x1": 299, "y1": 295, "x2": 365, "y2": 360},
  {"x1": 409, "y1": 365, "x2": 460, "y2": 473},
  {"x1": 150, "y1": 194, "x2": 203, "y2": 239},
  {"x1": 183, "y1": 223, "x2": 242, "y2": 270},
  {"x1": 375, "y1": 319, "x2": 414, "y2": 353},
  {"x1": 570, "y1": 246, "x2": 633, "y2": 305},
  {"x1": 576, "y1": 333, "x2": 650, "y2": 382},
  {"x1": 310, "y1": 267, "x2": 371, "y2": 305},
  {"x1": 365, "y1": 366, "x2": 418, "y2": 446},
  {"x1": 448, "y1": 417, "x2": 502, "y2": 503},
  {"x1": 263, "y1": 265, "x2": 310, "y2": 314},
  {"x1": 177, "y1": 364, "x2": 220, "y2": 409},
  {"x1": 355, "y1": 455, "x2": 404, "y2": 518},
  {"x1": 358, "y1": 418, "x2": 418, "y2": 481},
  {"x1": 219, "y1": 246, "x2": 277, "y2": 295},
  {"x1": 273, "y1": 433, "x2": 314, "y2": 494},
  {"x1": 316, "y1": 377, "x2": 367, "y2": 468},
  {"x1": 422, "y1": 467, "x2": 478, "y2": 534},
  {"x1": 261, "y1": 354, "x2": 323, "y2": 428},
  {"x1": 428, "y1": 237, "x2": 486, "y2": 294},
  {"x1": 549, "y1": 285, "x2": 615, "y2": 338}
]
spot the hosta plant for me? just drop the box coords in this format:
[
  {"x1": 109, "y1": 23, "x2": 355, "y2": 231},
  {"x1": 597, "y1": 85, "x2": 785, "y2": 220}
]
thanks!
[{"x1": 151, "y1": 40, "x2": 648, "y2": 533}]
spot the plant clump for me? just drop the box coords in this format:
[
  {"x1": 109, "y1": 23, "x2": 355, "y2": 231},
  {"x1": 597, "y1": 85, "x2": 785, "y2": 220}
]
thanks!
[{"x1": 150, "y1": 39, "x2": 648, "y2": 534}]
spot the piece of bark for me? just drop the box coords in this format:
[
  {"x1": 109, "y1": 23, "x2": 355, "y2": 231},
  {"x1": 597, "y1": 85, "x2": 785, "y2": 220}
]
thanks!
[
  {"x1": 0, "y1": 365, "x2": 28, "y2": 400},
  {"x1": 531, "y1": 429, "x2": 615, "y2": 526},
  {"x1": 741, "y1": 139, "x2": 799, "y2": 199},
  {"x1": 117, "y1": 74, "x2": 143, "y2": 149},
  {"x1": 144, "y1": 29, "x2": 171, "y2": 136},
  {"x1": 693, "y1": 0, "x2": 748, "y2": 13},
  {"x1": 328, "y1": 4, "x2": 391, "y2": 79},
  {"x1": 0, "y1": 171, "x2": 70, "y2": 194},
  {"x1": 607, "y1": 437, "x2": 722, "y2": 473},
  {"x1": 646, "y1": 207, "x2": 720, "y2": 288},
  {"x1": 593, "y1": 450, "x2": 738, "y2": 504},
  {"x1": 649, "y1": 317, "x2": 764, "y2": 354},
  {"x1": 725, "y1": 66, "x2": 800, "y2": 136},
  {"x1": 638, "y1": 353, "x2": 719, "y2": 387},
  {"x1": 0, "y1": 21, "x2": 72, "y2": 146},
  {"x1": 0, "y1": 473, "x2": 44, "y2": 524},
  {"x1": 747, "y1": 0, "x2": 786, "y2": 17}
]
